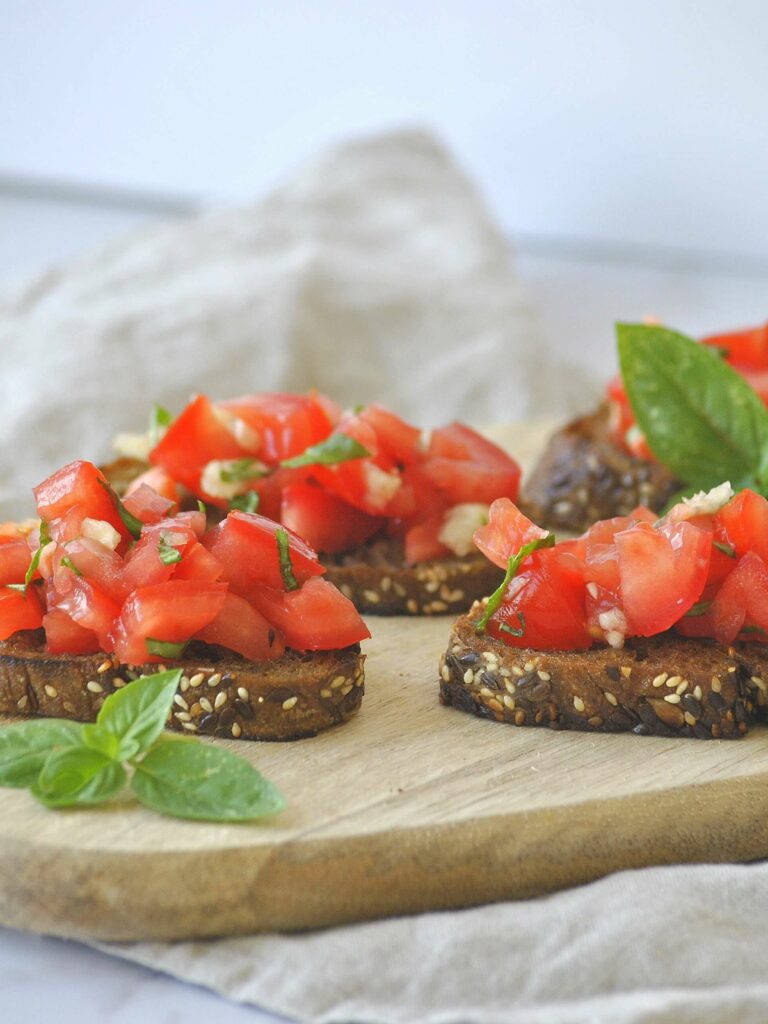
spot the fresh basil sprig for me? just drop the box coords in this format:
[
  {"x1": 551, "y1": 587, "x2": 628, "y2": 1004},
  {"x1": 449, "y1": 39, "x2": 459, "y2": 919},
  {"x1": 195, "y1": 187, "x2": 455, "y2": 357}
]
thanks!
[
  {"x1": 0, "y1": 669, "x2": 284, "y2": 822},
  {"x1": 281, "y1": 433, "x2": 370, "y2": 469},
  {"x1": 475, "y1": 534, "x2": 555, "y2": 633},
  {"x1": 617, "y1": 323, "x2": 768, "y2": 492}
]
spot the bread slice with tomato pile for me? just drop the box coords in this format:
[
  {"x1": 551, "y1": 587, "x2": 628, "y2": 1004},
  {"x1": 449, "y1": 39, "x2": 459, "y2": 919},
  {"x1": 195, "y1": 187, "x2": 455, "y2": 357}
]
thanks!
[
  {"x1": 0, "y1": 460, "x2": 370, "y2": 741},
  {"x1": 440, "y1": 488, "x2": 768, "y2": 739},
  {"x1": 521, "y1": 322, "x2": 768, "y2": 533},
  {"x1": 107, "y1": 391, "x2": 523, "y2": 615}
]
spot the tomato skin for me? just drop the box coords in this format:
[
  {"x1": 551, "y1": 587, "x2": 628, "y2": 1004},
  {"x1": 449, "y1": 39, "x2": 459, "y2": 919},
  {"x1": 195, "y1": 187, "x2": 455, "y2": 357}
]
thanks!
[
  {"x1": 250, "y1": 577, "x2": 370, "y2": 651},
  {"x1": 615, "y1": 521, "x2": 711, "y2": 636},
  {"x1": 205, "y1": 511, "x2": 325, "y2": 594},
  {"x1": 122, "y1": 483, "x2": 176, "y2": 525},
  {"x1": 125, "y1": 467, "x2": 180, "y2": 505},
  {"x1": 64, "y1": 538, "x2": 128, "y2": 603},
  {"x1": 714, "y1": 489, "x2": 768, "y2": 564},
  {"x1": 702, "y1": 323, "x2": 768, "y2": 369},
  {"x1": 150, "y1": 395, "x2": 244, "y2": 499},
  {"x1": 43, "y1": 608, "x2": 100, "y2": 655},
  {"x1": 173, "y1": 541, "x2": 224, "y2": 582},
  {"x1": 34, "y1": 461, "x2": 129, "y2": 543},
  {"x1": 54, "y1": 576, "x2": 121, "y2": 649},
  {"x1": 404, "y1": 515, "x2": 451, "y2": 565},
  {"x1": 218, "y1": 392, "x2": 334, "y2": 465},
  {"x1": 195, "y1": 592, "x2": 285, "y2": 661},
  {"x1": 0, "y1": 587, "x2": 43, "y2": 639},
  {"x1": 0, "y1": 539, "x2": 32, "y2": 585},
  {"x1": 281, "y1": 484, "x2": 382, "y2": 555},
  {"x1": 473, "y1": 498, "x2": 549, "y2": 570},
  {"x1": 358, "y1": 404, "x2": 422, "y2": 465},
  {"x1": 111, "y1": 580, "x2": 228, "y2": 664},
  {"x1": 310, "y1": 415, "x2": 402, "y2": 515},
  {"x1": 421, "y1": 424, "x2": 521, "y2": 506}
]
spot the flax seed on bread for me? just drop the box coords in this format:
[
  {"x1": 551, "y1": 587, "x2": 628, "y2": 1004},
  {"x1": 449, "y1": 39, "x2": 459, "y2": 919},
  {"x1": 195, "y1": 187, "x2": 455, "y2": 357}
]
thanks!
[
  {"x1": 0, "y1": 630, "x2": 364, "y2": 741},
  {"x1": 440, "y1": 611, "x2": 768, "y2": 739},
  {"x1": 520, "y1": 405, "x2": 679, "y2": 534}
]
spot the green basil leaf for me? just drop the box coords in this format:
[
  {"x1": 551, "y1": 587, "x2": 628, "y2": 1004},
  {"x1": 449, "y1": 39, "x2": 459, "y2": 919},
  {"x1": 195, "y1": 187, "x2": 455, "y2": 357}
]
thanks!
[
  {"x1": 617, "y1": 323, "x2": 768, "y2": 489},
  {"x1": 33, "y1": 747, "x2": 127, "y2": 808},
  {"x1": 0, "y1": 719, "x2": 83, "y2": 788},
  {"x1": 149, "y1": 404, "x2": 174, "y2": 448},
  {"x1": 23, "y1": 519, "x2": 51, "y2": 595},
  {"x1": 499, "y1": 612, "x2": 526, "y2": 637},
  {"x1": 197, "y1": 499, "x2": 207, "y2": 515},
  {"x1": 96, "y1": 668, "x2": 182, "y2": 760},
  {"x1": 219, "y1": 458, "x2": 267, "y2": 484},
  {"x1": 81, "y1": 723, "x2": 121, "y2": 759},
  {"x1": 98, "y1": 478, "x2": 143, "y2": 540},
  {"x1": 713, "y1": 541, "x2": 736, "y2": 558},
  {"x1": 685, "y1": 601, "x2": 712, "y2": 618},
  {"x1": 229, "y1": 492, "x2": 259, "y2": 513},
  {"x1": 132, "y1": 740, "x2": 285, "y2": 822},
  {"x1": 145, "y1": 638, "x2": 187, "y2": 659},
  {"x1": 60, "y1": 555, "x2": 83, "y2": 576},
  {"x1": 276, "y1": 527, "x2": 299, "y2": 591},
  {"x1": 157, "y1": 533, "x2": 182, "y2": 566},
  {"x1": 475, "y1": 534, "x2": 555, "y2": 633},
  {"x1": 281, "y1": 433, "x2": 370, "y2": 469}
]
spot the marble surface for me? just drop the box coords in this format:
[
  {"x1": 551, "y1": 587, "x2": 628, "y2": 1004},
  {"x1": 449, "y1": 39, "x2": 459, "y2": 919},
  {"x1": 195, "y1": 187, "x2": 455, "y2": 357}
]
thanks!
[{"x1": 0, "y1": 927, "x2": 283, "y2": 1023}]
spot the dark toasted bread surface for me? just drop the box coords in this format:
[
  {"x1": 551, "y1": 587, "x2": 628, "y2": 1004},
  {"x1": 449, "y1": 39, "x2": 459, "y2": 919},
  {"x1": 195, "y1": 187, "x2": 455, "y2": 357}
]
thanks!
[
  {"x1": 0, "y1": 631, "x2": 364, "y2": 741},
  {"x1": 440, "y1": 613, "x2": 768, "y2": 739},
  {"x1": 520, "y1": 405, "x2": 679, "y2": 533}
]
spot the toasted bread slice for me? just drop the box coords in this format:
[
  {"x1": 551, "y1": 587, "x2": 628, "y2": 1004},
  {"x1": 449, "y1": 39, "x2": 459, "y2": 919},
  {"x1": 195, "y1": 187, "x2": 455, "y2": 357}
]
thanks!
[
  {"x1": 520, "y1": 405, "x2": 679, "y2": 533},
  {"x1": 440, "y1": 612, "x2": 768, "y2": 739},
  {"x1": 0, "y1": 630, "x2": 364, "y2": 741}
]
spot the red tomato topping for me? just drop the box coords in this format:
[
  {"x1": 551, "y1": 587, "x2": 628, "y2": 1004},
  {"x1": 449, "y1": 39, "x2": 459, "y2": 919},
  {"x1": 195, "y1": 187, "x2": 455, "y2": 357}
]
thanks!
[
  {"x1": 473, "y1": 498, "x2": 549, "y2": 570},
  {"x1": 195, "y1": 592, "x2": 285, "y2": 661},
  {"x1": 0, "y1": 587, "x2": 43, "y2": 639},
  {"x1": 404, "y1": 515, "x2": 451, "y2": 565},
  {"x1": 43, "y1": 608, "x2": 100, "y2": 655},
  {"x1": 0, "y1": 539, "x2": 32, "y2": 585},
  {"x1": 218, "y1": 392, "x2": 335, "y2": 465},
  {"x1": 54, "y1": 575, "x2": 121, "y2": 649},
  {"x1": 34, "y1": 461, "x2": 130, "y2": 544},
  {"x1": 701, "y1": 323, "x2": 768, "y2": 369},
  {"x1": 281, "y1": 484, "x2": 382, "y2": 555},
  {"x1": 122, "y1": 483, "x2": 176, "y2": 525},
  {"x1": 205, "y1": 511, "x2": 325, "y2": 594},
  {"x1": 250, "y1": 577, "x2": 371, "y2": 651},
  {"x1": 421, "y1": 424, "x2": 520, "y2": 506},
  {"x1": 358, "y1": 404, "x2": 422, "y2": 465}
]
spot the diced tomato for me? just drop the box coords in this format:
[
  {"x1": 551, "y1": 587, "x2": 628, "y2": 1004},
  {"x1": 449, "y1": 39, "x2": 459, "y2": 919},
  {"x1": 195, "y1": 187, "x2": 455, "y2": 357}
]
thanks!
[
  {"x1": 704, "y1": 551, "x2": 768, "y2": 644},
  {"x1": 43, "y1": 608, "x2": 100, "y2": 655},
  {"x1": 122, "y1": 531, "x2": 181, "y2": 591},
  {"x1": 33, "y1": 461, "x2": 130, "y2": 543},
  {"x1": 149, "y1": 394, "x2": 245, "y2": 499},
  {"x1": 310, "y1": 415, "x2": 402, "y2": 515},
  {"x1": 125, "y1": 466, "x2": 180, "y2": 505},
  {"x1": 714, "y1": 489, "x2": 768, "y2": 564},
  {"x1": 64, "y1": 538, "x2": 128, "y2": 603},
  {"x1": 421, "y1": 424, "x2": 521, "y2": 506},
  {"x1": 205, "y1": 511, "x2": 325, "y2": 594},
  {"x1": 473, "y1": 499, "x2": 550, "y2": 570},
  {"x1": 615, "y1": 521, "x2": 711, "y2": 636},
  {"x1": 111, "y1": 580, "x2": 228, "y2": 664},
  {"x1": 487, "y1": 547, "x2": 592, "y2": 651},
  {"x1": 249, "y1": 466, "x2": 313, "y2": 523},
  {"x1": 309, "y1": 389, "x2": 342, "y2": 427},
  {"x1": 0, "y1": 587, "x2": 43, "y2": 639},
  {"x1": 0, "y1": 539, "x2": 32, "y2": 585},
  {"x1": 173, "y1": 541, "x2": 223, "y2": 582},
  {"x1": 122, "y1": 483, "x2": 176, "y2": 525},
  {"x1": 281, "y1": 484, "x2": 382, "y2": 555},
  {"x1": 384, "y1": 463, "x2": 448, "y2": 526},
  {"x1": 358, "y1": 404, "x2": 422, "y2": 465},
  {"x1": 702, "y1": 323, "x2": 768, "y2": 369},
  {"x1": 195, "y1": 592, "x2": 285, "y2": 661},
  {"x1": 217, "y1": 392, "x2": 335, "y2": 465},
  {"x1": 250, "y1": 577, "x2": 370, "y2": 651},
  {"x1": 404, "y1": 515, "x2": 451, "y2": 565},
  {"x1": 54, "y1": 576, "x2": 121, "y2": 649}
]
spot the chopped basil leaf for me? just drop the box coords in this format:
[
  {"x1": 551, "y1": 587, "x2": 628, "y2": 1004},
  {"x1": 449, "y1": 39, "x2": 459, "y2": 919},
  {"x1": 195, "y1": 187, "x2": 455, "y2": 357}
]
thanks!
[
  {"x1": 713, "y1": 541, "x2": 736, "y2": 559},
  {"x1": 685, "y1": 601, "x2": 711, "y2": 617},
  {"x1": 475, "y1": 534, "x2": 556, "y2": 633},
  {"x1": 149, "y1": 404, "x2": 174, "y2": 448},
  {"x1": 219, "y1": 458, "x2": 267, "y2": 484},
  {"x1": 60, "y1": 555, "x2": 82, "y2": 576},
  {"x1": 98, "y1": 478, "x2": 143, "y2": 539},
  {"x1": 23, "y1": 519, "x2": 51, "y2": 595},
  {"x1": 281, "y1": 433, "x2": 370, "y2": 469},
  {"x1": 157, "y1": 534, "x2": 182, "y2": 566},
  {"x1": 353, "y1": 403, "x2": 365, "y2": 414},
  {"x1": 146, "y1": 638, "x2": 188, "y2": 659},
  {"x1": 741, "y1": 625, "x2": 768, "y2": 636},
  {"x1": 197, "y1": 499, "x2": 207, "y2": 515},
  {"x1": 276, "y1": 527, "x2": 299, "y2": 591},
  {"x1": 499, "y1": 612, "x2": 526, "y2": 638},
  {"x1": 229, "y1": 491, "x2": 260, "y2": 514}
]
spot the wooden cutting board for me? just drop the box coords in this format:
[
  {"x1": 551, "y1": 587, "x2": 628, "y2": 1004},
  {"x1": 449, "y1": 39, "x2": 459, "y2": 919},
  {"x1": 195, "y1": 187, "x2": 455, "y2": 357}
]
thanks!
[{"x1": 2, "y1": 422, "x2": 768, "y2": 942}]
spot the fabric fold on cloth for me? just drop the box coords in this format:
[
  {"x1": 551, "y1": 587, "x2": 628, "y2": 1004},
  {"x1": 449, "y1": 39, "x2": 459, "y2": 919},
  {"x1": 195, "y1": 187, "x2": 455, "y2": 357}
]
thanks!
[{"x1": 94, "y1": 860, "x2": 766, "y2": 1024}]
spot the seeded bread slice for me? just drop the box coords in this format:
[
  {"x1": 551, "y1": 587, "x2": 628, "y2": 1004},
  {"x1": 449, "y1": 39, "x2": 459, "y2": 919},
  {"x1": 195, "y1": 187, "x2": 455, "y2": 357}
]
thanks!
[
  {"x1": 0, "y1": 631, "x2": 364, "y2": 741},
  {"x1": 519, "y1": 405, "x2": 679, "y2": 534},
  {"x1": 322, "y1": 537, "x2": 503, "y2": 616},
  {"x1": 440, "y1": 612, "x2": 768, "y2": 739}
]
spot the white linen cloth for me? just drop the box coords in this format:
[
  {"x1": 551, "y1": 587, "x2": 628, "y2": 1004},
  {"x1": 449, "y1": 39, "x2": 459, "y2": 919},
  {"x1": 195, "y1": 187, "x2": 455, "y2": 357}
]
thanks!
[
  {"x1": 0, "y1": 127, "x2": 555, "y2": 522},
  {"x1": 2, "y1": 128, "x2": 756, "y2": 1023},
  {"x1": 95, "y1": 861, "x2": 768, "y2": 1024}
]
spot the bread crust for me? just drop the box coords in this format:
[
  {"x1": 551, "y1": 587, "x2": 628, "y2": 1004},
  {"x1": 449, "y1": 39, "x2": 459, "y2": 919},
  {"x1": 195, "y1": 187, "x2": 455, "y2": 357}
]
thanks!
[
  {"x1": 520, "y1": 405, "x2": 679, "y2": 533},
  {"x1": 440, "y1": 612, "x2": 768, "y2": 739},
  {"x1": 0, "y1": 631, "x2": 364, "y2": 741}
]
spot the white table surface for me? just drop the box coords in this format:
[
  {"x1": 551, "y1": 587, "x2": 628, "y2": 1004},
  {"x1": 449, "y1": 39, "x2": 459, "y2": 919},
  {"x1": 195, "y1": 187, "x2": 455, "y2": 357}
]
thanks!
[{"x1": 1, "y1": 195, "x2": 766, "y2": 1023}]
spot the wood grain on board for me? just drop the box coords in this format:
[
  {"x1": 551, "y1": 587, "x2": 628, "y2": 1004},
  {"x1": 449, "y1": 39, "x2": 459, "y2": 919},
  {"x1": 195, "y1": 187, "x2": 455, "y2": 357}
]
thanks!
[{"x1": 1, "y1": 421, "x2": 767, "y2": 942}]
